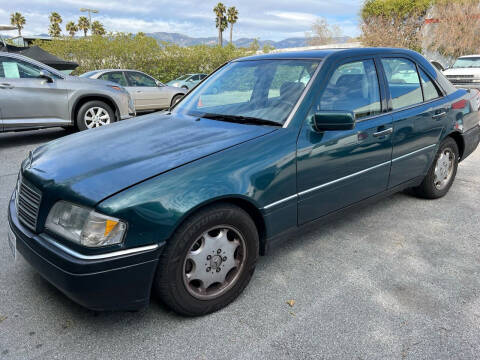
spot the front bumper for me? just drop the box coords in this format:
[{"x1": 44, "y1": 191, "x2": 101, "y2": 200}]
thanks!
[
  {"x1": 460, "y1": 124, "x2": 480, "y2": 161},
  {"x1": 8, "y1": 195, "x2": 162, "y2": 311}
]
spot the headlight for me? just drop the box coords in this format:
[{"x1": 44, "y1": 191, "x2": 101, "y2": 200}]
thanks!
[{"x1": 45, "y1": 201, "x2": 127, "y2": 247}]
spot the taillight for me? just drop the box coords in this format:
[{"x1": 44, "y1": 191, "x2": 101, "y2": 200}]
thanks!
[{"x1": 452, "y1": 99, "x2": 467, "y2": 110}]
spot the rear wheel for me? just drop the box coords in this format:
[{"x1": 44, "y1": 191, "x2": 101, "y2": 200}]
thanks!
[
  {"x1": 76, "y1": 100, "x2": 115, "y2": 131},
  {"x1": 413, "y1": 137, "x2": 459, "y2": 199},
  {"x1": 153, "y1": 203, "x2": 259, "y2": 316}
]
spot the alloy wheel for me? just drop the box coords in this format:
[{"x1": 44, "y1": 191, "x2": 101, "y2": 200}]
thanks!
[
  {"x1": 183, "y1": 225, "x2": 246, "y2": 300},
  {"x1": 434, "y1": 147, "x2": 455, "y2": 190},
  {"x1": 84, "y1": 107, "x2": 111, "y2": 128}
]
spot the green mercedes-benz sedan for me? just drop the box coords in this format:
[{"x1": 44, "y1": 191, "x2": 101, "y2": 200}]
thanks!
[{"x1": 7, "y1": 48, "x2": 480, "y2": 316}]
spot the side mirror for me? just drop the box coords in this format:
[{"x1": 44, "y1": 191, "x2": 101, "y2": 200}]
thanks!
[
  {"x1": 313, "y1": 111, "x2": 355, "y2": 132},
  {"x1": 156, "y1": 80, "x2": 164, "y2": 87},
  {"x1": 39, "y1": 70, "x2": 54, "y2": 83}
]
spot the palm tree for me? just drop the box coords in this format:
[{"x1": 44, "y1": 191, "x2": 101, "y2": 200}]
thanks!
[
  {"x1": 65, "y1": 21, "x2": 78, "y2": 37},
  {"x1": 213, "y1": 2, "x2": 227, "y2": 46},
  {"x1": 78, "y1": 16, "x2": 90, "y2": 37},
  {"x1": 49, "y1": 12, "x2": 62, "y2": 37},
  {"x1": 91, "y1": 20, "x2": 106, "y2": 36},
  {"x1": 10, "y1": 12, "x2": 26, "y2": 36},
  {"x1": 227, "y1": 6, "x2": 238, "y2": 44}
]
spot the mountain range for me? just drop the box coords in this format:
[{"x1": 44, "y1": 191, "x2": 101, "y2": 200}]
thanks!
[{"x1": 146, "y1": 32, "x2": 351, "y2": 49}]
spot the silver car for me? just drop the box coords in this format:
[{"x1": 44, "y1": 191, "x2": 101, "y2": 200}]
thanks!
[
  {"x1": 80, "y1": 70, "x2": 187, "y2": 112},
  {"x1": 0, "y1": 52, "x2": 135, "y2": 132}
]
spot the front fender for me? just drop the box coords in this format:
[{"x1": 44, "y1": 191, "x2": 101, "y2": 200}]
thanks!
[{"x1": 96, "y1": 128, "x2": 298, "y2": 249}]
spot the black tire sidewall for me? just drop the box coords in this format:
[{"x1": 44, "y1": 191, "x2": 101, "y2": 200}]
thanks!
[
  {"x1": 416, "y1": 137, "x2": 459, "y2": 199},
  {"x1": 154, "y1": 204, "x2": 259, "y2": 316},
  {"x1": 171, "y1": 94, "x2": 183, "y2": 107},
  {"x1": 76, "y1": 100, "x2": 115, "y2": 131}
]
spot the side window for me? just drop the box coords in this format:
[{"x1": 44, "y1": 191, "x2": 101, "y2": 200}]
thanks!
[
  {"x1": 419, "y1": 68, "x2": 442, "y2": 101},
  {"x1": 99, "y1": 71, "x2": 127, "y2": 86},
  {"x1": 192, "y1": 75, "x2": 200, "y2": 81},
  {"x1": 317, "y1": 59, "x2": 382, "y2": 120},
  {"x1": 125, "y1": 72, "x2": 157, "y2": 87},
  {"x1": 200, "y1": 74, "x2": 208, "y2": 80},
  {"x1": 0, "y1": 57, "x2": 61, "y2": 79},
  {"x1": 0, "y1": 57, "x2": 39, "y2": 79},
  {"x1": 382, "y1": 58, "x2": 423, "y2": 110}
]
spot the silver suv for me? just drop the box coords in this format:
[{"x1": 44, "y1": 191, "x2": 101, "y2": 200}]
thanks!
[{"x1": 0, "y1": 52, "x2": 135, "y2": 132}]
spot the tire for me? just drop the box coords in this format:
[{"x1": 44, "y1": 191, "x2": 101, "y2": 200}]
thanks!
[
  {"x1": 171, "y1": 94, "x2": 184, "y2": 107},
  {"x1": 413, "y1": 137, "x2": 459, "y2": 199},
  {"x1": 76, "y1": 100, "x2": 115, "y2": 131},
  {"x1": 153, "y1": 203, "x2": 259, "y2": 316}
]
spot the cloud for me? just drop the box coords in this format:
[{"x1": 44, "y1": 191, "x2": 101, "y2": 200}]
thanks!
[{"x1": 0, "y1": 0, "x2": 361, "y2": 40}]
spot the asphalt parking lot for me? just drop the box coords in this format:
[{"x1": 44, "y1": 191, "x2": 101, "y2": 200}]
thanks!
[{"x1": 0, "y1": 127, "x2": 479, "y2": 360}]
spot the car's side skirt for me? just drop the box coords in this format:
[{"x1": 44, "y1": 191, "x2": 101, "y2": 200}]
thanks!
[{"x1": 262, "y1": 176, "x2": 424, "y2": 255}]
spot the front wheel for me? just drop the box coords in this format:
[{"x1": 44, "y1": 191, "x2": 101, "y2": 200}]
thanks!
[
  {"x1": 413, "y1": 137, "x2": 459, "y2": 199},
  {"x1": 153, "y1": 203, "x2": 259, "y2": 316},
  {"x1": 76, "y1": 100, "x2": 115, "y2": 131},
  {"x1": 171, "y1": 94, "x2": 184, "y2": 107}
]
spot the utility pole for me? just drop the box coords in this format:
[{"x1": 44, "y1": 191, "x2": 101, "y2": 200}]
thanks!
[{"x1": 80, "y1": 8, "x2": 99, "y2": 30}]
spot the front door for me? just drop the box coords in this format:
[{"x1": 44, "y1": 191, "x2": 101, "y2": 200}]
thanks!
[
  {"x1": 380, "y1": 57, "x2": 447, "y2": 187},
  {"x1": 297, "y1": 58, "x2": 393, "y2": 224},
  {"x1": 0, "y1": 56, "x2": 69, "y2": 131},
  {"x1": 125, "y1": 71, "x2": 168, "y2": 110}
]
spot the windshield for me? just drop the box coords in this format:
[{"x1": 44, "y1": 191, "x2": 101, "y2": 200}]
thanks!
[
  {"x1": 176, "y1": 74, "x2": 191, "y2": 80},
  {"x1": 174, "y1": 59, "x2": 320, "y2": 125},
  {"x1": 452, "y1": 57, "x2": 480, "y2": 68}
]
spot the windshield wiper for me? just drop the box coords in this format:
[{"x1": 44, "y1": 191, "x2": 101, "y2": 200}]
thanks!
[{"x1": 197, "y1": 113, "x2": 282, "y2": 127}]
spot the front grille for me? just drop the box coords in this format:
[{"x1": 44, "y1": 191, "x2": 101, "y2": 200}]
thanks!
[
  {"x1": 16, "y1": 177, "x2": 42, "y2": 232},
  {"x1": 446, "y1": 75, "x2": 474, "y2": 79}
]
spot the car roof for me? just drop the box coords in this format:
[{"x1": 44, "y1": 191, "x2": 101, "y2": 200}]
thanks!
[{"x1": 237, "y1": 47, "x2": 424, "y2": 61}]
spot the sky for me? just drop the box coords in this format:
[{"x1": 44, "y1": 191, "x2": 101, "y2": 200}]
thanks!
[{"x1": 0, "y1": 0, "x2": 362, "y2": 41}]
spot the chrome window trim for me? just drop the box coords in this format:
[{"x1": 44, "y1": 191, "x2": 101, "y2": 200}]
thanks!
[
  {"x1": 41, "y1": 234, "x2": 159, "y2": 260},
  {"x1": 262, "y1": 144, "x2": 437, "y2": 210}
]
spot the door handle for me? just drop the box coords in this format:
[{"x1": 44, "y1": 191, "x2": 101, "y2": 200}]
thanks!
[
  {"x1": 373, "y1": 127, "x2": 393, "y2": 137},
  {"x1": 0, "y1": 83, "x2": 13, "y2": 89},
  {"x1": 432, "y1": 111, "x2": 447, "y2": 119},
  {"x1": 136, "y1": 90, "x2": 142, "y2": 93}
]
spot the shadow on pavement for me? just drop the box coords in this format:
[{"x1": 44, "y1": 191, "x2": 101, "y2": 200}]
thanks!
[{"x1": 0, "y1": 128, "x2": 71, "y2": 149}]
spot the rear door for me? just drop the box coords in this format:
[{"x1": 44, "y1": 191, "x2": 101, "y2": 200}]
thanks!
[
  {"x1": 125, "y1": 71, "x2": 168, "y2": 110},
  {"x1": 0, "y1": 56, "x2": 69, "y2": 131},
  {"x1": 380, "y1": 57, "x2": 447, "y2": 187},
  {"x1": 296, "y1": 57, "x2": 394, "y2": 224}
]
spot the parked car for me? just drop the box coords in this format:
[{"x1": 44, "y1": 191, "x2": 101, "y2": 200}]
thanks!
[
  {"x1": 166, "y1": 73, "x2": 208, "y2": 90},
  {"x1": 443, "y1": 55, "x2": 480, "y2": 89},
  {"x1": 81, "y1": 70, "x2": 186, "y2": 112},
  {"x1": 0, "y1": 52, "x2": 135, "y2": 132},
  {"x1": 8, "y1": 48, "x2": 480, "y2": 316}
]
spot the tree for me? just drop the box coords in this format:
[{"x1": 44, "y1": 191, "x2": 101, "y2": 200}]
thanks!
[
  {"x1": 49, "y1": 12, "x2": 63, "y2": 37},
  {"x1": 10, "y1": 12, "x2": 26, "y2": 36},
  {"x1": 91, "y1": 20, "x2": 106, "y2": 36},
  {"x1": 263, "y1": 43, "x2": 275, "y2": 53},
  {"x1": 424, "y1": 0, "x2": 480, "y2": 59},
  {"x1": 360, "y1": 0, "x2": 430, "y2": 51},
  {"x1": 227, "y1": 6, "x2": 239, "y2": 44},
  {"x1": 78, "y1": 16, "x2": 90, "y2": 37},
  {"x1": 213, "y1": 2, "x2": 228, "y2": 46},
  {"x1": 306, "y1": 18, "x2": 342, "y2": 46},
  {"x1": 66, "y1": 21, "x2": 78, "y2": 37}
]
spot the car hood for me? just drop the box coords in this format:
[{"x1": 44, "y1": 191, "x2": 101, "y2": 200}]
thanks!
[{"x1": 25, "y1": 113, "x2": 276, "y2": 206}]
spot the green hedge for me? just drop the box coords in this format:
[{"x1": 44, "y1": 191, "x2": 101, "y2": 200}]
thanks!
[{"x1": 34, "y1": 33, "x2": 252, "y2": 82}]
